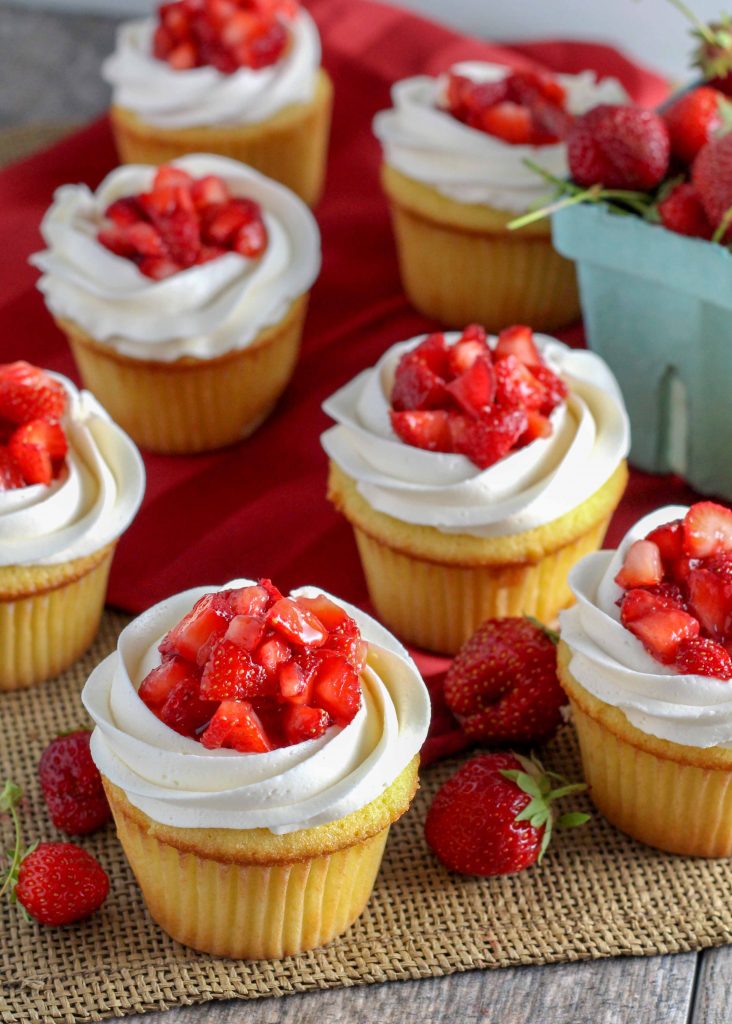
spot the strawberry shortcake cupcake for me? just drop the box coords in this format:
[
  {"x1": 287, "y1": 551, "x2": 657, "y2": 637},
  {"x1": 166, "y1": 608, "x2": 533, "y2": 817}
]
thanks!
[
  {"x1": 0, "y1": 362, "x2": 145, "y2": 690},
  {"x1": 83, "y1": 578, "x2": 430, "y2": 958},
  {"x1": 31, "y1": 156, "x2": 320, "y2": 454},
  {"x1": 373, "y1": 63, "x2": 627, "y2": 331},
  {"x1": 322, "y1": 324, "x2": 629, "y2": 654},
  {"x1": 559, "y1": 501, "x2": 732, "y2": 857},
  {"x1": 103, "y1": 0, "x2": 332, "y2": 206}
]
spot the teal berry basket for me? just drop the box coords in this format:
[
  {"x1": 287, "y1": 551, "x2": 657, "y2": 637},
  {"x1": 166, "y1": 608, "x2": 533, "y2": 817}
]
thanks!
[{"x1": 552, "y1": 201, "x2": 732, "y2": 500}]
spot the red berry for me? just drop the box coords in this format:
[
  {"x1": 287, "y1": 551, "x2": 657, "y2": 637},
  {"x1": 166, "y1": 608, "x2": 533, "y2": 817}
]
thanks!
[
  {"x1": 0, "y1": 362, "x2": 67, "y2": 424},
  {"x1": 444, "y1": 618, "x2": 565, "y2": 743},
  {"x1": 615, "y1": 539, "x2": 664, "y2": 589},
  {"x1": 0, "y1": 447, "x2": 24, "y2": 490},
  {"x1": 676, "y1": 636, "x2": 732, "y2": 679},
  {"x1": 658, "y1": 183, "x2": 713, "y2": 239},
  {"x1": 390, "y1": 409, "x2": 452, "y2": 452},
  {"x1": 8, "y1": 419, "x2": 67, "y2": 486},
  {"x1": 158, "y1": 676, "x2": 218, "y2": 737},
  {"x1": 446, "y1": 357, "x2": 495, "y2": 416},
  {"x1": 15, "y1": 843, "x2": 109, "y2": 926},
  {"x1": 391, "y1": 354, "x2": 449, "y2": 412},
  {"x1": 281, "y1": 704, "x2": 330, "y2": 745},
  {"x1": 447, "y1": 336, "x2": 491, "y2": 377},
  {"x1": 39, "y1": 731, "x2": 111, "y2": 836},
  {"x1": 494, "y1": 324, "x2": 541, "y2": 366},
  {"x1": 687, "y1": 558, "x2": 732, "y2": 642},
  {"x1": 448, "y1": 407, "x2": 528, "y2": 469},
  {"x1": 663, "y1": 87, "x2": 726, "y2": 166},
  {"x1": 268, "y1": 597, "x2": 328, "y2": 647},
  {"x1": 159, "y1": 591, "x2": 232, "y2": 664},
  {"x1": 568, "y1": 104, "x2": 670, "y2": 190},
  {"x1": 683, "y1": 501, "x2": 732, "y2": 558},
  {"x1": 139, "y1": 656, "x2": 197, "y2": 711},
  {"x1": 478, "y1": 101, "x2": 534, "y2": 144},
  {"x1": 201, "y1": 700, "x2": 272, "y2": 753},
  {"x1": 626, "y1": 607, "x2": 700, "y2": 664},
  {"x1": 494, "y1": 355, "x2": 548, "y2": 412},
  {"x1": 200, "y1": 638, "x2": 272, "y2": 700}
]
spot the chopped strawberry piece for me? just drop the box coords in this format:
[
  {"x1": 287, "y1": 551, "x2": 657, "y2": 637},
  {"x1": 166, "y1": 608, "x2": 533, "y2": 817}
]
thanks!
[
  {"x1": 139, "y1": 656, "x2": 197, "y2": 712},
  {"x1": 494, "y1": 325, "x2": 541, "y2": 366},
  {"x1": 281, "y1": 704, "x2": 330, "y2": 745},
  {"x1": 646, "y1": 519, "x2": 685, "y2": 567},
  {"x1": 683, "y1": 502, "x2": 732, "y2": 558},
  {"x1": 259, "y1": 578, "x2": 283, "y2": 603},
  {"x1": 0, "y1": 447, "x2": 23, "y2": 490},
  {"x1": 268, "y1": 598, "x2": 328, "y2": 647},
  {"x1": 278, "y1": 660, "x2": 312, "y2": 702},
  {"x1": 494, "y1": 355, "x2": 548, "y2": 412},
  {"x1": 8, "y1": 419, "x2": 67, "y2": 486},
  {"x1": 676, "y1": 636, "x2": 732, "y2": 679},
  {"x1": 191, "y1": 175, "x2": 231, "y2": 210},
  {"x1": 153, "y1": 165, "x2": 194, "y2": 191},
  {"x1": 137, "y1": 256, "x2": 180, "y2": 280},
  {"x1": 201, "y1": 701, "x2": 273, "y2": 753},
  {"x1": 529, "y1": 363, "x2": 569, "y2": 414},
  {"x1": 225, "y1": 614, "x2": 266, "y2": 651},
  {"x1": 615, "y1": 540, "x2": 664, "y2": 589},
  {"x1": 448, "y1": 407, "x2": 528, "y2": 470},
  {"x1": 159, "y1": 676, "x2": 217, "y2": 737},
  {"x1": 105, "y1": 196, "x2": 145, "y2": 226},
  {"x1": 478, "y1": 101, "x2": 534, "y2": 143},
  {"x1": 627, "y1": 608, "x2": 700, "y2": 664},
  {"x1": 412, "y1": 333, "x2": 451, "y2": 376},
  {"x1": 255, "y1": 634, "x2": 291, "y2": 675},
  {"x1": 0, "y1": 361, "x2": 67, "y2": 424},
  {"x1": 391, "y1": 355, "x2": 449, "y2": 412},
  {"x1": 687, "y1": 559, "x2": 732, "y2": 642},
  {"x1": 324, "y1": 618, "x2": 369, "y2": 671},
  {"x1": 203, "y1": 200, "x2": 257, "y2": 246},
  {"x1": 519, "y1": 411, "x2": 553, "y2": 444},
  {"x1": 224, "y1": 584, "x2": 270, "y2": 616},
  {"x1": 158, "y1": 592, "x2": 231, "y2": 664},
  {"x1": 295, "y1": 594, "x2": 350, "y2": 630},
  {"x1": 390, "y1": 409, "x2": 452, "y2": 452},
  {"x1": 447, "y1": 338, "x2": 491, "y2": 378},
  {"x1": 200, "y1": 639, "x2": 272, "y2": 700},
  {"x1": 619, "y1": 586, "x2": 686, "y2": 626},
  {"x1": 446, "y1": 357, "x2": 496, "y2": 416},
  {"x1": 313, "y1": 656, "x2": 361, "y2": 727}
]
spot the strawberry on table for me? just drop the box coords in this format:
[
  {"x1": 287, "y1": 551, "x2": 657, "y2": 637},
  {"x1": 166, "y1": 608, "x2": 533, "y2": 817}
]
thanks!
[
  {"x1": 424, "y1": 753, "x2": 589, "y2": 876},
  {"x1": 444, "y1": 617, "x2": 567, "y2": 744},
  {"x1": 39, "y1": 731, "x2": 111, "y2": 836}
]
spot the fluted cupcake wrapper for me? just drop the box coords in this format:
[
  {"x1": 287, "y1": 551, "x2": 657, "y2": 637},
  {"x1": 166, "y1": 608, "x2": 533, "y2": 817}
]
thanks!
[
  {"x1": 61, "y1": 295, "x2": 308, "y2": 455},
  {"x1": 0, "y1": 544, "x2": 115, "y2": 691},
  {"x1": 109, "y1": 69, "x2": 333, "y2": 208},
  {"x1": 558, "y1": 646, "x2": 732, "y2": 858},
  {"x1": 351, "y1": 517, "x2": 610, "y2": 655},
  {"x1": 384, "y1": 181, "x2": 580, "y2": 333},
  {"x1": 106, "y1": 785, "x2": 391, "y2": 960}
]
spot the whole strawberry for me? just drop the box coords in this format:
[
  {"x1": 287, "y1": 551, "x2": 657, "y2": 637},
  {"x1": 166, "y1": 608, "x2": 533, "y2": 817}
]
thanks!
[
  {"x1": 663, "y1": 86, "x2": 727, "y2": 165},
  {"x1": 39, "y1": 730, "x2": 111, "y2": 835},
  {"x1": 692, "y1": 131, "x2": 732, "y2": 236},
  {"x1": 424, "y1": 753, "x2": 589, "y2": 876},
  {"x1": 568, "y1": 104, "x2": 670, "y2": 190},
  {"x1": 657, "y1": 182, "x2": 713, "y2": 238},
  {"x1": 444, "y1": 617, "x2": 566, "y2": 744},
  {"x1": 15, "y1": 843, "x2": 109, "y2": 926}
]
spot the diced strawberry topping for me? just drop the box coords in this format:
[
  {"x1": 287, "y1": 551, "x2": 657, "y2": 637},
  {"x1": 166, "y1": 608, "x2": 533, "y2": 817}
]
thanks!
[
  {"x1": 389, "y1": 410, "x2": 452, "y2": 453},
  {"x1": 139, "y1": 582, "x2": 365, "y2": 752},
  {"x1": 447, "y1": 337, "x2": 491, "y2": 377},
  {"x1": 683, "y1": 502, "x2": 732, "y2": 558},
  {"x1": 446, "y1": 357, "x2": 495, "y2": 416},
  {"x1": 97, "y1": 164, "x2": 268, "y2": 279},
  {"x1": 687, "y1": 559, "x2": 732, "y2": 642},
  {"x1": 448, "y1": 407, "x2": 528, "y2": 470},
  {"x1": 627, "y1": 608, "x2": 700, "y2": 664},
  {"x1": 412, "y1": 333, "x2": 451, "y2": 376},
  {"x1": 8, "y1": 420, "x2": 67, "y2": 487},
  {"x1": 493, "y1": 325, "x2": 541, "y2": 366},
  {"x1": 0, "y1": 447, "x2": 24, "y2": 490},
  {"x1": 675, "y1": 637, "x2": 732, "y2": 680},
  {"x1": 391, "y1": 355, "x2": 449, "y2": 412},
  {"x1": 646, "y1": 520, "x2": 685, "y2": 566},
  {"x1": 0, "y1": 362, "x2": 67, "y2": 425},
  {"x1": 494, "y1": 356, "x2": 547, "y2": 412},
  {"x1": 615, "y1": 540, "x2": 664, "y2": 589},
  {"x1": 619, "y1": 585, "x2": 685, "y2": 626}
]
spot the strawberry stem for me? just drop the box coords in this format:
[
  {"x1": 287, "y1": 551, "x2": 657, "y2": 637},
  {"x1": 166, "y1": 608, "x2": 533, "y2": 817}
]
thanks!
[
  {"x1": 524, "y1": 615, "x2": 560, "y2": 645},
  {"x1": 0, "y1": 780, "x2": 23, "y2": 901},
  {"x1": 665, "y1": 0, "x2": 717, "y2": 44},
  {"x1": 713, "y1": 204, "x2": 732, "y2": 243}
]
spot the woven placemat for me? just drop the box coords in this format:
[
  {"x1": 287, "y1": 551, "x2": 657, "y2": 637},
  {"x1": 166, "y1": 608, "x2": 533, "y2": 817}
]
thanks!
[{"x1": 1, "y1": 611, "x2": 732, "y2": 1024}]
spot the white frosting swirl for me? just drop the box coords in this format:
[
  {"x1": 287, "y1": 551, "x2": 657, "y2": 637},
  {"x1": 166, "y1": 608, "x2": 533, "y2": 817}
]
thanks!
[
  {"x1": 102, "y1": 8, "x2": 321, "y2": 129},
  {"x1": 31, "y1": 155, "x2": 321, "y2": 363},
  {"x1": 83, "y1": 580, "x2": 431, "y2": 834},
  {"x1": 0, "y1": 373, "x2": 145, "y2": 567},
  {"x1": 560, "y1": 506, "x2": 732, "y2": 749},
  {"x1": 321, "y1": 332, "x2": 629, "y2": 538},
  {"x1": 373, "y1": 62, "x2": 628, "y2": 212}
]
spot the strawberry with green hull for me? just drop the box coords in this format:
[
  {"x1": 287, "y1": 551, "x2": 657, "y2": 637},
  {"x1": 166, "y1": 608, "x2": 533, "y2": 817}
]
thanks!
[
  {"x1": 615, "y1": 501, "x2": 732, "y2": 677},
  {"x1": 139, "y1": 581, "x2": 366, "y2": 751}
]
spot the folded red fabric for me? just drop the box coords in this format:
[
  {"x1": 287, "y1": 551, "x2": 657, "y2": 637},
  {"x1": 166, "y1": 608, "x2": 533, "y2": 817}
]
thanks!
[{"x1": 0, "y1": 0, "x2": 692, "y2": 662}]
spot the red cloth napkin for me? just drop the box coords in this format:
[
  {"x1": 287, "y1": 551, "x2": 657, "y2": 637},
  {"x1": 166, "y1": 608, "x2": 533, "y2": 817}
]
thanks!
[{"x1": 0, "y1": 0, "x2": 691, "y2": 732}]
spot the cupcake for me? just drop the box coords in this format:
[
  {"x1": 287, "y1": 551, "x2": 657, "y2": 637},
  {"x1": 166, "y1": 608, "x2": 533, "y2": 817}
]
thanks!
[
  {"x1": 0, "y1": 362, "x2": 145, "y2": 690},
  {"x1": 322, "y1": 324, "x2": 629, "y2": 654},
  {"x1": 103, "y1": 0, "x2": 332, "y2": 207},
  {"x1": 83, "y1": 578, "x2": 430, "y2": 958},
  {"x1": 373, "y1": 63, "x2": 627, "y2": 332},
  {"x1": 559, "y1": 501, "x2": 732, "y2": 857},
  {"x1": 31, "y1": 155, "x2": 321, "y2": 454}
]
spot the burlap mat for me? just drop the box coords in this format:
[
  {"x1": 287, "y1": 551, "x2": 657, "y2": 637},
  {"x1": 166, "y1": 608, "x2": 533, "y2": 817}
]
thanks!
[{"x1": 1, "y1": 610, "x2": 732, "y2": 1024}]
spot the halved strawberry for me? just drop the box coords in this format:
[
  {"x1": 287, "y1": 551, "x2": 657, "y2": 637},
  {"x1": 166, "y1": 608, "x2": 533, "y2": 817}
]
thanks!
[
  {"x1": 626, "y1": 608, "x2": 700, "y2": 664},
  {"x1": 687, "y1": 558, "x2": 732, "y2": 642},
  {"x1": 615, "y1": 540, "x2": 664, "y2": 589},
  {"x1": 158, "y1": 676, "x2": 217, "y2": 737},
  {"x1": 200, "y1": 700, "x2": 272, "y2": 753},
  {"x1": 390, "y1": 409, "x2": 452, "y2": 452},
  {"x1": 391, "y1": 355, "x2": 448, "y2": 412},
  {"x1": 158, "y1": 592, "x2": 232, "y2": 664},
  {"x1": 449, "y1": 407, "x2": 528, "y2": 470},
  {"x1": 494, "y1": 324, "x2": 541, "y2": 366},
  {"x1": 281, "y1": 704, "x2": 330, "y2": 745},
  {"x1": 446, "y1": 356, "x2": 495, "y2": 416},
  {"x1": 139, "y1": 656, "x2": 196, "y2": 712},
  {"x1": 8, "y1": 420, "x2": 67, "y2": 486},
  {"x1": 200, "y1": 638, "x2": 271, "y2": 700},
  {"x1": 0, "y1": 362, "x2": 67, "y2": 424},
  {"x1": 676, "y1": 636, "x2": 732, "y2": 679},
  {"x1": 268, "y1": 598, "x2": 328, "y2": 647},
  {"x1": 224, "y1": 614, "x2": 266, "y2": 651},
  {"x1": 313, "y1": 656, "x2": 361, "y2": 727},
  {"x1": 683, "y1": 502, "x2": 732, "y2": 558},
  {"x1": 494, "y1": 355, "x2": 548, "y2": 412}
]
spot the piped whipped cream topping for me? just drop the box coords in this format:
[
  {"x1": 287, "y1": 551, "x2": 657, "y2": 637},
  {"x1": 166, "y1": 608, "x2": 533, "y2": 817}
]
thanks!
[
  {"x1": 373, "y1": 62, "x2": 628, "y2": 212},
  {"x1": 321, "y1": 332, "x2": 629, "y2": 538},
  {"x1": 0, "y1": 373, "x2": 145, "y2": 567},
  {"x1": 103, "y1": 7, "x2": 321, "y2": 129},
  {"x1": 560, "y1": 506, "x2": 732, "y2": 749},
  {"x1": 31, "y1": 155, "x2": 321, "y2": 363},
  {"x1": 83, "y1": 580, "x2": 431, "y2": 833}
]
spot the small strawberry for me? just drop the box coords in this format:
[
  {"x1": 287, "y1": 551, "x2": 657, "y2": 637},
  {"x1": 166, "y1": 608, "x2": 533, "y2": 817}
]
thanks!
[
  {"x1": 0, "y1": 362, "x2": 67, "y2": 424},
  {"x1": 615, "y1": 539, "x2": 664, "y2": 589},
  {"x1": 8, "y1": 419, "x2": 67, "y2": 486},
  {"x1": 444, "y1": 617, "x2": 566, "y2": 744},
  {"x1": 0, "y1": 781, "x2": 109, "y2": 926},
  {"x1": 424, "y1": 753, "x2": 589, "y2": 876},
  {"x1": 568, "y1": 104, "x2": 670, "y2": 190},
  {"x1": 39, "y1": 731, "x2": 111, "y2": 836},
  {"x1": 675, "y1": 636, "x2": 732, "y2": 678},
  {"x1": 663, "y1": 86, "x2": 728, "y2": 165},
  {"x1": 692, "y1": 132, "x2": 732, "y2": 238},
  {"x1": 448, "y1": 407, "x2": 528, "y2": 469},
  {"x1": 657, "y1": 182, "x2": 713, "y2": 238}
]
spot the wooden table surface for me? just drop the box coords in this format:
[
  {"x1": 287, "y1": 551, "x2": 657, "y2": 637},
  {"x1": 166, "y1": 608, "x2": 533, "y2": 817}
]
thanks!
[{"x1": 1, "y1": 4, "x2": 730, "y2": 1021}]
